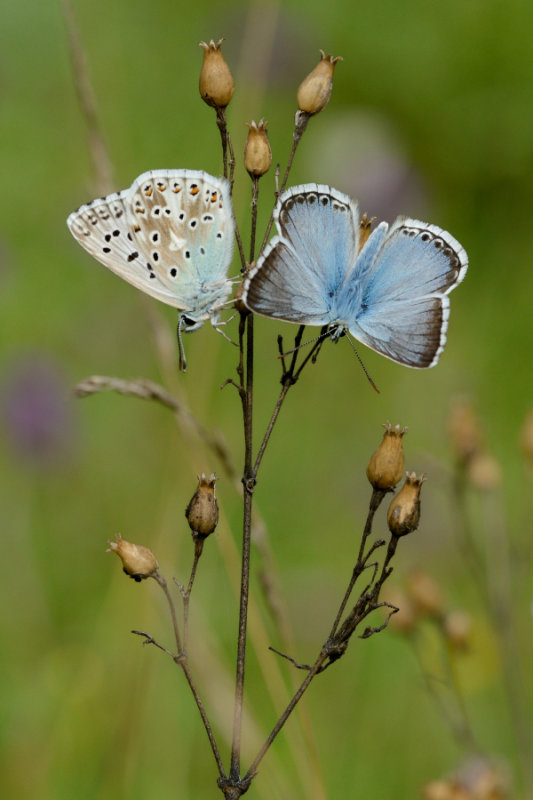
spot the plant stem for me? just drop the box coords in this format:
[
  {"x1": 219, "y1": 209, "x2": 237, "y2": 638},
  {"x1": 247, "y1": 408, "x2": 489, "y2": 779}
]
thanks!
[
  {"x1": 243, "y1": 648, "x2": 329, "y2": 782},
  {"x1": 155, "y1": 573, "x2": 183, "y2": 654},
  {"x1": 216, "y1": 107, "x2": 230, "y2": 180},
  {"x1": 230, "y1": 176, "x2": 261, "y2": 780},
  {"x1": 260, "y1": 110, "x2": 310, "y2": 252},
  {"x1": 250, "y1": 176, "x2": 259, "y2": 264},
  {"x1": 329, "y1": 488, "x2": 387, "y2": 637},
  {"x1": 230, "y1": 313, "x2": 255, "y2": 781},
  {"x1": 182, "y1": 546, "x2": 202, "y2": 653},
  {"x1": 153, "y1": 574, "x2": 227, "y2": 778}
]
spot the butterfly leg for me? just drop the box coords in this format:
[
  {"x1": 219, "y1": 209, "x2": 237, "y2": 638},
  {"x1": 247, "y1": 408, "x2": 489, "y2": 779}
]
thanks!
[{"x1": 214, "y1": 322, "x2": 238, "y2": 347}]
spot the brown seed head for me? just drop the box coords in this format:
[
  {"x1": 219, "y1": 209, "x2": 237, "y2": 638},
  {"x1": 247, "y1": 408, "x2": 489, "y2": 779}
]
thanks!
[
  {"x1": 199, "y1": 39, "x2": 234, "y2": 108},
  {"x1": 467, "y1": 451, "x2": 501, "y2": 491},
  {"x1": 244, "y1": 119, "x2": 272, "y2": 177},
  {"x1": 106, "y1": 533, "x2": 158, "y2": 582},
  {"x1": 358, "y1": 213, "x2": 376, "y2": 252},
  {"x1": 385, "y1": 587, "x2": 418, "y2": 634},
  {"x1": 367, "y1": 422, "x2": 407, "y2": 490},
  {"x1": 444, "y1": 610, "x2": 472, "y2": 650},
  {"x1": 520, "y1": 410, "x2": 533, "y2": 464},
  {"x1": 297, "y1": 50, "x2": 343, "y2": 115},
  {"x1": 387, "y1": 472, "x2": 425, "y2": 537},
  {"x1": 422, "y1": 780, "x2": 455, "y2": 800},
  {"x1": 448, "y1": 396, "x2": 483, "y2": 465},
  {"x1": 407, "y1": 570, "x2": 444, "y2": 618},
  {"x1": 185, "y1": 472, "x2": 219, "y2": 538}
]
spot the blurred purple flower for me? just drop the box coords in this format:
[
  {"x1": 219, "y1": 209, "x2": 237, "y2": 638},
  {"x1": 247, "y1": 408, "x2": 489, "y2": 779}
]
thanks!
[
  {"x1": 1, "y1": 353, "x2": 75, "y2": 465},
  {"x1": 302, "y1": 110, "x2": 428, "y2": 222}
]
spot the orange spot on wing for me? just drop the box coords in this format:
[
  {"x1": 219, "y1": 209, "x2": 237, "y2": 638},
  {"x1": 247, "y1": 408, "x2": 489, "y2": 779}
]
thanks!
[
  {"x1": 211, "y1": 192, "x2": 217, "y2": 203},
  {"x1": 190, "y1": 185, "x2": 200, "y2": 195},
  {"x1": 144, "y1": 187, "x2": 153, "y2": 197},
  {"x1": 157, "y1": 182, "x2": 166, "y2": 191},
  {"x1": 173, "y1": 185, "x2": 181, "y2": 193}
]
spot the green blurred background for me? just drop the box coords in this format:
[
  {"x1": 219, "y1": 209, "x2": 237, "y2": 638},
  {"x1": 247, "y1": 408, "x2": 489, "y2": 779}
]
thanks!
[{"x1": 1, "y1": 0, "x2": 532, "y2": 797}]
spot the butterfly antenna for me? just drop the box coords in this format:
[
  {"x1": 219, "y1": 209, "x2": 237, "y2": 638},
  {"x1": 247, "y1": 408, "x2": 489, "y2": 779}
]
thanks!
[
  {"x1": 345, "y1": 333, "x2": 380, "y2": 393},
  {"x1": 177, "y1": 315, "x2": 187, "y2": 372},
  {"x1": 279, "y1": 329, "x2": 329, "y2": 358}
]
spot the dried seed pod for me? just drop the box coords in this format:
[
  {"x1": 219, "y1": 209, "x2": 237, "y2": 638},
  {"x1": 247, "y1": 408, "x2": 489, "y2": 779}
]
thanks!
[
  {"x1": 185, "y1": 473, "x2": 219, "y2": 538},
  {"x1": 407, "y1": 570, "x2": 444, "y2": 618},
  {"x1": 297, "y1": 50, "x2": 342, "y2": 115},
  {"x1": 448, "y1": 396, "x2": 483, "y2": 465},
  {"x1": 244, "y1": 119, "x2": 272, "y2": 177},
  {"x1": 519, "y1": 410, "x2": 533, "y2": 464},
  {"x1": 199, "y1": 39, "x2": 234, "y2": 108},
  {"x1": 467, "y1": 451, "x2": 501, "y2": 491},
  {"x1": 385, "y1": 587, "x2": 418, "y2": 634},
  {"x1": 358, "y1": 213, "x2": 376, "y2": 252},
  {"x1": 444, "y1": 610, "x2": 472, "y2": 650},
  {"x1": 107, "y1": 533, "x2": 158, "y2": 582},
  {"x1": 422, "y1": 780, "x2": 454, "y2": 800},
  {"x1": 387, "y1": 472, "x2": 425, "y2": 537},
  {"x1": 367, "y1": 422, "x2": 407, "y2": 490}
]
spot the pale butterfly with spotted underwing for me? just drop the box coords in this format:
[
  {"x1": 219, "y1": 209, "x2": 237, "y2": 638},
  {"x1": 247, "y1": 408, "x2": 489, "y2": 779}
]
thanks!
[
  {"x1": 67, "y1": 169, "x2": 234, "y2": 371},
  {"x1": 242, "y1": 183, "x2": 468, "y2": 373}
]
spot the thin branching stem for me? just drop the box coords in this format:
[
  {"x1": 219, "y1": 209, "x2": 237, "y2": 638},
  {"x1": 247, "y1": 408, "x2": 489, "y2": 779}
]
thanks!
[
  {"x1": 244, "y1": 647, "x2": 329, "y2": 782},
  {"x1": 179, "y1": 658, "x2": 227, "y2": 778},
  {"x1": 181, "y1": 546, "x2": 202, "y2": 653},
  {"x1": 329, "y1": 488, "x2": 387, "y2": 637},
  {"x1": 253, "y1": 382, "x2": 291, "y2": 475},
  {"x1": 230, "y1": 312, "x2": 255, "y2": 781},
  {"x1": 260, "y1": 111, "x2": 310, "y2": 252},
  {"x1": 61, "y1": 0, "x2": 114, "y2": 195},
  {"x1": 151, "y1": 573, "x2": 226, "y2": 778},
  {"x1": 154, "y1": 573, "x2": 183, "y2": 654},
  {"x1": 216, "y1": 107, "x2": 230, "y2": 180},
  {"x1": 250, "y1": 176, "x2": 259, "y2": 264},
  {"x1": 230, "y1": 172, "x2": 262, "y2": 780}
]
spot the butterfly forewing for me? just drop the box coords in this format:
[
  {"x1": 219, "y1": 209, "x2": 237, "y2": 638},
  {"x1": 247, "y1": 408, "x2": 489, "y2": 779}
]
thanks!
[
  {"x1": 244, "y1": 185, "x2": 359, "y2": 324},
  {"x1": 359, "y1": 218, "x2": 468, "y2": 306},
  {"x1": 67, "y1": 169, "x2": 234, "y2": 318}
]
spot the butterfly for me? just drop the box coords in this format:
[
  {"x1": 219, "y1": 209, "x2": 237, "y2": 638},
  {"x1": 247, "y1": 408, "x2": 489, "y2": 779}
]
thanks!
[
  {"x1": 67, "y1": 169, "x2": 235, "y2": 370},
  {"x1": 242, "y1": 184, "x2": 468, "y2": 369}
]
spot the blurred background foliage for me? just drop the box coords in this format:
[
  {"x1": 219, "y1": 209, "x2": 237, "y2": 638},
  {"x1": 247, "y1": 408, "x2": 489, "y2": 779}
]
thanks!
[{"x1": 1, "y1": 0, "x2": 532, "y2": 798}]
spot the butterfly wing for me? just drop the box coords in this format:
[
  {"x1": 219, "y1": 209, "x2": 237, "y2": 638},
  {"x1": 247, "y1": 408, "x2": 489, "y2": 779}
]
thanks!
[
  {"x1": 243, "y1": 184, "x2": 359, "y2": 324},
  {"x1": 349, "y1": 218, "x2": 468, "y2": 367},
  {"x1": 67, "y1": 169, "x2": 234, "y2": 320}
]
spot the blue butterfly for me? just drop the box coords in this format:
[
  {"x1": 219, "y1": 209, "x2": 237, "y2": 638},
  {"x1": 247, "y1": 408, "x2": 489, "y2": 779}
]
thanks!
[
  {"x1": 67, "y1": 169, "x2": 234, "y2": 370},
  {"x1": 242, "y1": 184, "x2": 468, "y2": 368}
]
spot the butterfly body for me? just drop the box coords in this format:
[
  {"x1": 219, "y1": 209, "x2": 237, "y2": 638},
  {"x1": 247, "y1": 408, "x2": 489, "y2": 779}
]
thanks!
[
  {"x1": 243, "y1": 184, "x2": 468, "y2": 368},
  {"x1": 67, "y1": 169, "x2": 234, "y2": 333}
]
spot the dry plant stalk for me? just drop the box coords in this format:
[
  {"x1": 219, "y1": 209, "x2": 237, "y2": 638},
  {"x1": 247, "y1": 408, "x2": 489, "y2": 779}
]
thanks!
[{"x1": 65, "y1": 23, "x2": 479, "y2": 799}]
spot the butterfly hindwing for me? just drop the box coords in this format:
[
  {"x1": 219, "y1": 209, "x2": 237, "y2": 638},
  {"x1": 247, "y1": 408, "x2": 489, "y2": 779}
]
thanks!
[{"x1": 349, "y1": 217, "x2": 468, "y2": 367}]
